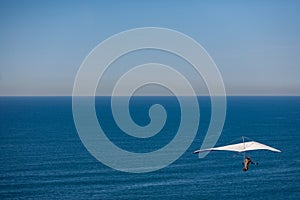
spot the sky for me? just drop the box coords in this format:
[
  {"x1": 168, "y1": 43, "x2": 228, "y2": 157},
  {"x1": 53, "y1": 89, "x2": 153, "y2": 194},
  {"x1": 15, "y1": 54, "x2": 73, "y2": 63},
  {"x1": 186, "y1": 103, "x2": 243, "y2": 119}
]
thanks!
[{"x1": 0, "y1": 0, "x2": 300, "y2": 96}]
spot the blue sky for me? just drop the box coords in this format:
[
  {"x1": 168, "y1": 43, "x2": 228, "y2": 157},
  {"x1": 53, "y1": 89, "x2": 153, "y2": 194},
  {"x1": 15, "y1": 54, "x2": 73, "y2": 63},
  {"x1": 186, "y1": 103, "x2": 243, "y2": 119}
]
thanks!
[{"x1": 0, "y1": 0, "x2": 300, "y2": 95}]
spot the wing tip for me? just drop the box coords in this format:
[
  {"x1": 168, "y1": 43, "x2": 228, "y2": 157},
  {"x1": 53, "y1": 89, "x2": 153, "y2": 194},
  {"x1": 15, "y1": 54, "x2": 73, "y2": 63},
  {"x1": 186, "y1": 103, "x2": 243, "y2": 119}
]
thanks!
[
  {"x1": 193, "y1": 150, "x2": 200, "y2": 154},
  {"x1": 193, "y1": 149, "x2": 211, "y2": 154}
]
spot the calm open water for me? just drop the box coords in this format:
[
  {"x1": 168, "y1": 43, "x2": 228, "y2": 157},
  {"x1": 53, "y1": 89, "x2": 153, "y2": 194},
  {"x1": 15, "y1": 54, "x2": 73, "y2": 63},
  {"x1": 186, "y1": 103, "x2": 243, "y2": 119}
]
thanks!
[{"x1": 0, "y1": 96, "x2": 299, "y2": 199}]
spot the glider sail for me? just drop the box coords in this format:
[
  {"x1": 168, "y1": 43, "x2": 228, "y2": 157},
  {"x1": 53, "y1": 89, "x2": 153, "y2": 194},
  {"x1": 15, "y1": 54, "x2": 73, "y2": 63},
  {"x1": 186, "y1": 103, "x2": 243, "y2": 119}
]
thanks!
[{"x1": 193, "y1": 141, "x2": 281, "y2": 154}]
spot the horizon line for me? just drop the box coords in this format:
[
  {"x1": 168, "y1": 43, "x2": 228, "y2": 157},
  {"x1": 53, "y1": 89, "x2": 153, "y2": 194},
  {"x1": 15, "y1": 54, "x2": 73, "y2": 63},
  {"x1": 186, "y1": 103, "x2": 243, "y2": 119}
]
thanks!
[{"x1": 1, "y1": 94, "x2": 300, "y2": 97}]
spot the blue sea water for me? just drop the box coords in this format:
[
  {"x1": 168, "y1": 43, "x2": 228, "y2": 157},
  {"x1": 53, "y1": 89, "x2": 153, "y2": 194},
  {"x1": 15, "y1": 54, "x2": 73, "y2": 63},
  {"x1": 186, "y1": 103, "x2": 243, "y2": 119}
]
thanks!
[{"x1": 0, "y1": 96, "x2": 299, "y2": 199}]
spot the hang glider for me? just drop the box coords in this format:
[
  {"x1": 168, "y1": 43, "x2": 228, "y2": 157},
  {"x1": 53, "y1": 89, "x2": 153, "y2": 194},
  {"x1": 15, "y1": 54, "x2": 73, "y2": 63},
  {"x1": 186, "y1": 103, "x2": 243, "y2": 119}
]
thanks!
[
  {"x1": 193, "y1": 136, "x2": 281, "y2": 172},
  {"x1": 193, "y1": 138, "x2": 281, "y2": 154}
]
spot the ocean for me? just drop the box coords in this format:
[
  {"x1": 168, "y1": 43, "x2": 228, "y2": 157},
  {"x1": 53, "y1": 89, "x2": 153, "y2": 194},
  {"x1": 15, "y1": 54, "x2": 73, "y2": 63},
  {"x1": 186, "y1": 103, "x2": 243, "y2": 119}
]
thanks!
[{"x1": 0, "y1": 96, "x2": 299, "y2": 199}]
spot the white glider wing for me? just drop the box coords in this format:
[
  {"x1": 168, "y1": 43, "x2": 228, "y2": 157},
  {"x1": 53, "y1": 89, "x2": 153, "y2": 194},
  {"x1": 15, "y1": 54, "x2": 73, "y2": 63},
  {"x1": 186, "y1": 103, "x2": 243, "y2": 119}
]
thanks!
[{"x1": 193, "y1": 141, "x2": 281, "y2": 154}]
